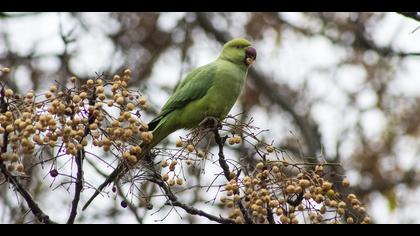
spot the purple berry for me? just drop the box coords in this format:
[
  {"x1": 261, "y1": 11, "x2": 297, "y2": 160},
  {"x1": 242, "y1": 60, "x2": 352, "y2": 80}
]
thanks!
[
  {"x1": 112, "y1": 186, "x2": 116, "y2": 193},
  {"x1": 50, "y1": 169, "x2": 59, "y2": 178},
  {"x1": 121, "y1": 201, "x2": 128, "y2": 208}
]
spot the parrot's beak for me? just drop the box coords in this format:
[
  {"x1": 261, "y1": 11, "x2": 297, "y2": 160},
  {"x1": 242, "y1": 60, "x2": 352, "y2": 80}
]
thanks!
[{"x1": 245, "y1": 46, "x2": 257, "y2": 67}]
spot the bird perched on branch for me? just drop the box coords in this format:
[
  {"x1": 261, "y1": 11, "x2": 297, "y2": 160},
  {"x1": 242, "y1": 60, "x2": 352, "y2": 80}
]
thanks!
[{"x1": 82, "y1": 38, "x2": 257, "y2": 210}]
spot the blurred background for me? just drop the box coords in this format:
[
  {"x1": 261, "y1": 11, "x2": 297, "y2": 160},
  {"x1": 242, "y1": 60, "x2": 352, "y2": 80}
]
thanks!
[{"x1": 1, "y1": 12, "x2": 420, "y2": 223}]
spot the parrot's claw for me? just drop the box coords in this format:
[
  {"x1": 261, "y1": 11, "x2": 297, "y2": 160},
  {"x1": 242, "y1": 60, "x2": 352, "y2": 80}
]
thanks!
[{"x1": 199, "y1": 116, "x2": 221, "y2": 129}]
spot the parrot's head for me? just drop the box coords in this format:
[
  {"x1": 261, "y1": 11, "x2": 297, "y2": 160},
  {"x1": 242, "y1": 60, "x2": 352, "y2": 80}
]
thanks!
[{"x1": 220, "y1": 38, "x2": 257, "y2": 68}]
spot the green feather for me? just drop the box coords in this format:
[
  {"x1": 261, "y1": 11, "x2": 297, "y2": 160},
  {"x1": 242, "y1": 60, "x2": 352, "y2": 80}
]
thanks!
[{"x1": 148, "y1": 63, "x2": 217, "y2": 130}]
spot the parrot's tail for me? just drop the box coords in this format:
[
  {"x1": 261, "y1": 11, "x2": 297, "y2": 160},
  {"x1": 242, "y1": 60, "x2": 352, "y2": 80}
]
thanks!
[{"x1": 82, "y1": 121, "x2": 175, "y2": 211}]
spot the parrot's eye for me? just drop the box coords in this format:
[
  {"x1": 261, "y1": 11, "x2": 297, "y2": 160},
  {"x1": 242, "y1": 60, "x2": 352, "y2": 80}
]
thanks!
[{"x1": 236, "y1": 45, "x2": 241, "y2": 49}]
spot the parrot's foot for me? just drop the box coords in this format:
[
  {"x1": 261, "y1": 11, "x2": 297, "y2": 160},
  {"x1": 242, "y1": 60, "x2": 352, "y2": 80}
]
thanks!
[{"x1": 199, "y1": 116, "x2": 222, "y2": 130}]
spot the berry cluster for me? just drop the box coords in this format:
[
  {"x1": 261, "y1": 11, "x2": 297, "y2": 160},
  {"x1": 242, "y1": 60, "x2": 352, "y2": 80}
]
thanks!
[{"x1": 0, "y1": 68, "x2": 150, "y2": 177}]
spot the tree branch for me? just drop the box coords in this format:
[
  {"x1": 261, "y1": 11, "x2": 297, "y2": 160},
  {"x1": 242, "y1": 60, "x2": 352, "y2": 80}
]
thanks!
[
  {"x1": 149, "y1": 174, "x2": 235, "y2": 224},
  {"x1": 67, "y1": 84, "x2": 96, "y2": 224},
  {"x1": 398, "y1": 12, "x2": 420, "y2": 22},
  {"x1": 0, "y1": 163, "x2": 57, "y2": 224},
  {"x1": 66, "y1": 149, "x2": 84, "y2": 224},
  {"x1": 276, "y1": 13, "x2": 420, "y2": 58},
  {"x1": 213, "y1": 128, "x2": 254, "y2": 224}
]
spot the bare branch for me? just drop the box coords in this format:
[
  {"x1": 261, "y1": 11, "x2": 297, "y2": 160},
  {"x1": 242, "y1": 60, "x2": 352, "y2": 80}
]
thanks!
[
  {"x1": 398, "y1": 12, "x2": 420, "y2": 22},
  {"x1": 67, "y1": 79, "x2": 97, "y2": 224},
  {"x1": 149, "y1": 174, "x2": 235, "y2": 224},
  {"x1": 213, "y1": 127, "x2": 254, "y2": 224}
]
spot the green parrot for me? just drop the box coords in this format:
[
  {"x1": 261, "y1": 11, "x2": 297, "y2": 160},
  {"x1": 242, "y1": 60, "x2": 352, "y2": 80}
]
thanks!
[{"x1": 82, "y1": 38, "x2": 257, "y2": 210}]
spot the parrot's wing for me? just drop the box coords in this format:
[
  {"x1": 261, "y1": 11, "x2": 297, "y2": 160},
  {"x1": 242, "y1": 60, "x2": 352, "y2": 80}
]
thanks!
[
  {"x1": 173, "y1": 66, "x2": 201, "y2": 93},
  {"x1": 148, "y1": 63, "x2": 217, "y2": 130}
]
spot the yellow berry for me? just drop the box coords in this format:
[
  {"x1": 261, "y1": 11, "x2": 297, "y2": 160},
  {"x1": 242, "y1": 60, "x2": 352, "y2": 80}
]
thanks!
[
  {"x1": 123, "y1": 69, "x2": 132, "y2": 76},
  {"x1": 139, "y1": 96, "x2": 147, "y2": 106},
  {"x1": 16, "y1": 163, "x2": 24, "y2": 172},
  {"x1": 7, "y1": 163, "x2": 15, "y2": 172},
  {"x1": 96, "y1": 86, "x2": 104, "y2": 93},
  {"x1": 162, "y1": 173, "x2": 169, "y2": 181},
  {"x1": 50, "y1": 85, "x2": 57, "y2": 93},
  {"x1": 327, "y1": 189, "x2": 335, "y2": 198},
  {"x1": 89, "y1": 123, "x2": 98, "y2": 130},
  {"x1": 266, "y1": 145, "x2": 274, "y2": 153},
  {"x1": 25, "y1": 92, "x2": 34, "y2": 100},
  {"x1": 1, "y1": 67, "x2": 11, "y2": 73},
  {"x1": 228, "y1": 137, "x2": 235, "y2": 145},
  {"x1": 337, "y1": 208, "x2": 345, "y2": 215},
  {"x1": 116, "y1": 96, "x2": 125, "y2": 105},
  {"x1": 123, "y1": 112, "x2": 132, "y2": 120},
  {"x1": 5, "y1": 89, "x2": 14, "y2": 97},
  {"x1": 338, "y1": 201, "x2": 346, "y2": 209},
  {"x1": 280, "y1": 215, "x2": 290, "y2": 224},
  {"x1": 86, "y1": 79, "x2": 94, "y2": 86},
  {"x1": 81, "y1": 138, "x2": 88, "y2": 146},
  {"x1": 186, "y1": 144, "x2": 194, "y2": 152},
  {"x1": 1, "y1": 153, "x2": 9, "y2": 161},
  {"x1": 130, "y1": 145, "x2": 140, "y2": 154},
  {"x1": 286, "y1": 185, "x2": 296, "y2": 194},
  {"x1": 79, "y1": 92, "x2": 87, "y2": 99},
  {"x1": 11, "y1": 153, "x2": 19, "y2": 162},
  {"x1": 161, "y1": 160, "x2": 169, "y2": 168},
  {"x1": 351, "y1": 198, "x2": 361, "y2": 206},
  {"x1": 299, "y1": 179, "x2": 311, "y2": 188},
  {"x1": 45, "y1": 91, "x2": 53, "y2": 99},
  {"x1": 322, "y1": 181, "x2": 332, "y2": 191},
  {"x1": 175, "y1": 138, "x2": 183, "y2": 147},
  {"x1": 168, "y1": 178, "x2": 176, "y2": 186},
  {"x1": 342, "y1": 178, "x2": 350, "y2": 188},
  {"x1": 176, "y1": 178, "x2": 183, "y2": 185},
  {"x1": 235, "y1": 216, "x2": 243, "y2": 224},
  {"x1": 169, "y1": 160, "x2": 178, "y2": 172},
  {"x1": 347, "y1": 193, "x2": 357, "y2": 200},
  {"x1": 123, "y1": 129, "x2": 133, "y2": 138},
  {"x1": 127, "y1": 103, "x2": 135, "y2": 110},
  {"x1": 141, "y1": 131, "x2": 153, "y2": 143},
  {"x1": 6, "y1": 124, "x2": 14, "y2": 132},
  {"x1": 256, "y1": 162, "x2": 264, "y2": 170},
  {"x1": 98, "y1": 93, "x2": 106, "y2": 101},
  {"x1": 197, "y1": 150, "x2": 205, "y2": 158},
  {"x1": 123, "y1": 151, "x2": 131, "y2": 159},
  {"x1": 73, "y1": 95, "x2": 81, "y2": 103},
  {"x1": 127, "y1": 155, "x2": 137, "y2": 163}
]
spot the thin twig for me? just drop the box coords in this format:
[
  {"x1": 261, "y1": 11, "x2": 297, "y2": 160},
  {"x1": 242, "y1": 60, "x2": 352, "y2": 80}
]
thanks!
[
  {"x1": 212, "y1": 127, "x2": 254, "y2": 224},
  {"x1": 66, "y1": 82, "x2": 96, "y2": 224},
  {"x1": 149, "y1": 174, "x2": 235, "y2": 224}
]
